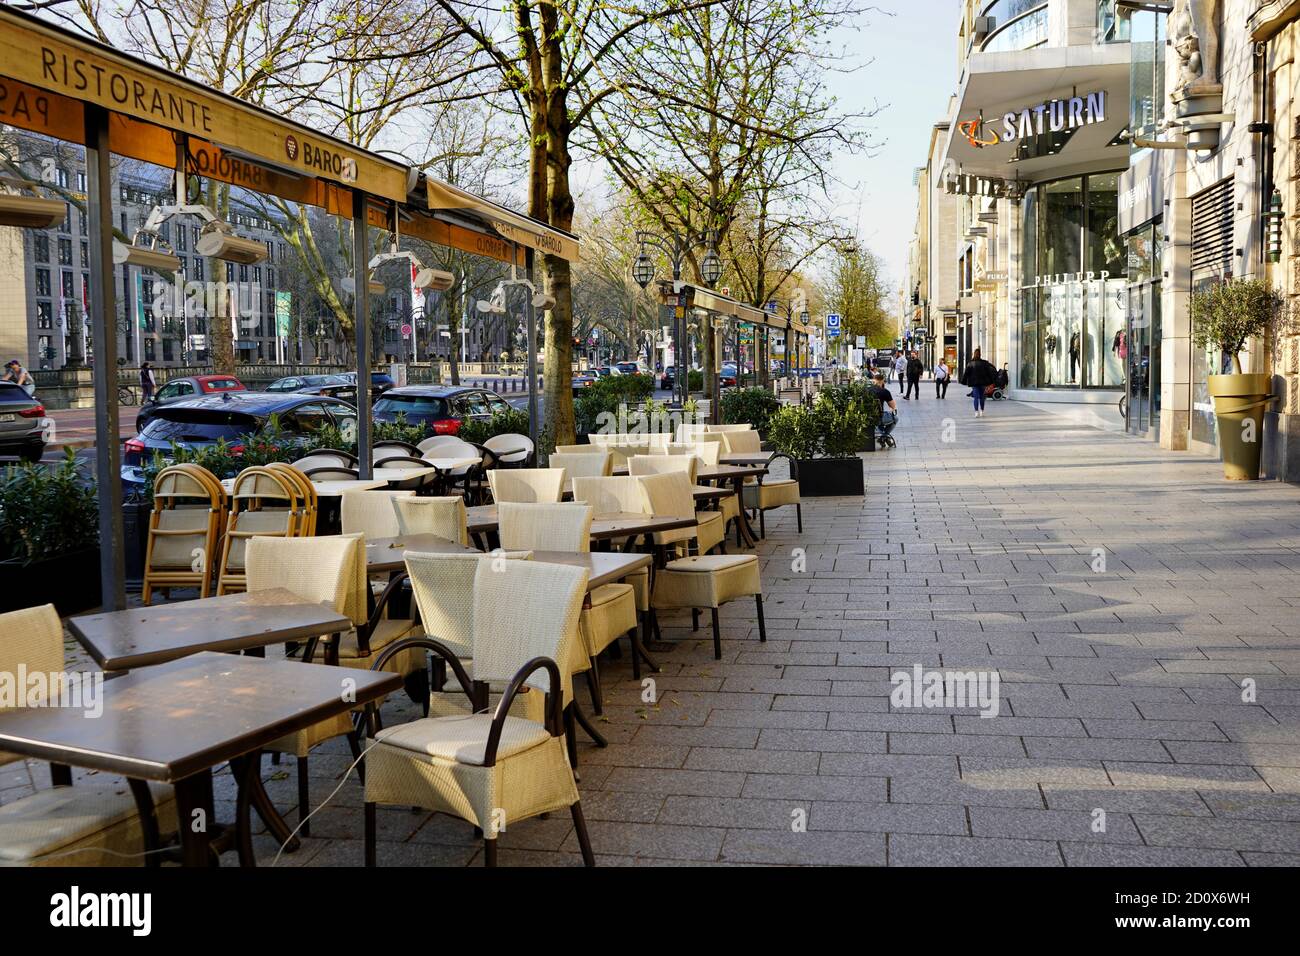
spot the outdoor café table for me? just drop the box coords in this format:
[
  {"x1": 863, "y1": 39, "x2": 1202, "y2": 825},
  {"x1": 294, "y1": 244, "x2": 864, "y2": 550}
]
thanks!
[
  {"x1": 563, "y1": 481, "x2": 733, "y2": 505},
  {"x1": 696, "y1": 463, "x2": 769, "y2": 547},
  {"x1": 67, "y1": 587, "x2": 351, "y2": 672},
  {"x1": 465, "y1": 506, "x2": 696, "y2": 549},
  {"x1": 0, "y1": 652, "x2": 400, "y2": 867},
  {"x1": 719, "y1": 451, "x2": 775, "y2": 467}
]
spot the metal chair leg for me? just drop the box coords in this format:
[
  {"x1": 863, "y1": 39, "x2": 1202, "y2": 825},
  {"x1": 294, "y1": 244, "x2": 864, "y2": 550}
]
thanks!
[
  {"x1": 760, "y1": 507, "x2": 766, "y2": 538},
  {"x1": 711, "y1": 607, "x2": 722, "y2": 659},
  {"x1": 364, "y1": 802, "x2": 376, "y2": 866},
  {"x1": 565, "y1": 705, "x2": 578, "y2": 769},
  {"x1": 796, "y1": 503, "x2": 803, "y2": 533},
  {"x1": 571, "y1": 801, "x2": 596, "y2": 867},
  {"x1": 484, "y1": 838, "x2": 497, "y2": 867},
  {"x1": 756, "y1": 593, "x2": 767, "y2": 643},
  {"x1": 692, "y1": 608, "x2": 700, "y2": 632},
  {"x1": 587, "y1": 659, "x2": 603, "y2": 715}
]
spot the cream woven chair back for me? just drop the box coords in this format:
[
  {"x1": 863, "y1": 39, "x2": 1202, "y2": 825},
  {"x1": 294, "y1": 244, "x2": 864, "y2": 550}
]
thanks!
[
  {"x1": 392, "y1": 496, "x2": 469, "y2": 543},
  {"x1": 553, "y1": 443, "x2": 603, "y2": 454},
  {"x1": 669, "y1": 441, "x2": 720, "y2": 466},
  {"x1": 471, "y1": 558, "x2": 589, "y2": 702},
  {"x1": 266, "y1": 463, "x2": 318, "y2": 536},
  {"x1": 629, "y1": 454, "x2": 698, "y2": 484},
  {"x1": 403, "y1": 551, "x2": 484, "y2": 659},
  {"x1": 498, "y1": 502, "x2": 593, "y2": 552},
  {"x1": 342, "y1": 489, "x2": 414, "y2": 539},
  {"x1": 0, "y1": 604, "x2": 63, "y2": 712},
  {"x1": 549, "y1": 451, "x2": 612, "y2": 479},
  {"x1": 417, "y1": 434, "x2": 464, "y2": 456},
  {"x1": 488, "y1": 468, "x2": 565, "y2": 503},
  {"x1": 636, "y1": 471, "x2": 695, "y2": 519},
  {"x1": 707, "y1": 423, "x2": 754, "y2": 433},
  {"x1": 484, "y1": 433, "x2": 535, "y2": 465},
  {"x1": 246, "y1": 533, "x2": 367, "y2": 627},
  {"x1": 571, "y1": 476, "x2": 646, "y2": 515},
  {"x1": 373, "y1": 445, "x2": 414, "y2": 465},
  {"x1": 295, "y1": 451, "x2": 354, "y2": 471},
  {"x1": 675, "y1": 423, "x2": 709, "y2": 443},
  {"x1": 721, "y1": 428, "x2": 762, "y2": 454}
]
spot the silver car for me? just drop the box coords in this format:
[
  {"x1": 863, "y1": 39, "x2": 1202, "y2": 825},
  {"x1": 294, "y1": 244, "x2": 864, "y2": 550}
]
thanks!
[{"x1": 0, "y1": 381, "x2": 46, "y2": 462}]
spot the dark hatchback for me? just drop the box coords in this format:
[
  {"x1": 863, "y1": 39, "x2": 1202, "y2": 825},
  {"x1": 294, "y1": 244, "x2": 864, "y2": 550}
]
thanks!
[
  {"x1": 122, "y1": 392, "x2": 358, "y2": 475},
  {"x1": 0, "y1": 382, "x2": 46, "y2": 462},
  {"x1": 341, "y1": 371, "x2": 396, "y2": 399},
  {"x1": 266, "y1": 374, "x2": 358, "y2": 404},
  {"x1": 372, "y1": 385, "x2": 514, "y2": 436}
]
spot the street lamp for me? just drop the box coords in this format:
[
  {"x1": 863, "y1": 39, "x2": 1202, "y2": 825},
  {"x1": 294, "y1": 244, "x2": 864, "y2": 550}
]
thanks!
[{"x1": 629, "y1": 229, "x2": 723, "y2": 405}]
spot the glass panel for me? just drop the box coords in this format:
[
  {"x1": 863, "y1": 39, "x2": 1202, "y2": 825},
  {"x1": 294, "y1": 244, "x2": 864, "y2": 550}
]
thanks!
[
  {"x1": 983, "y1": 4, "x2": 1050, "y2": 52},
  {"x1": 1042, "y1": 179, "x2": 1083, "y2": 276},
  {"x1": 1086, "y1": 172, "x2": 1126, "y2": 277},
  {"x1": 1149, "y1": 287, "x2": 1162, "y2": 439},
  {"x1": 1019, "y1": 288, "x2": 1038, "y2": 388},
  {"x1": 1191, "y1": 276, "x2": 1219, "y2": 447}
]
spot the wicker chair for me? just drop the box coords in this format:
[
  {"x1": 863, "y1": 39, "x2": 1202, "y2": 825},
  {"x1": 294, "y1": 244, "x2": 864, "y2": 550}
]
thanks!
[
  {"x1": 302, "y1": 466, "x2": 360, "y2": 482},
  {"x1": 217, "y1": 466, "x2": 304, "y2": 595},
  {"x1": 553, "y1": 444, "x2": 604, "y2": 454},
  {"x1": 142, "y1": 464, "x2": 226, "y2": 603},
  {"x1": 391, "y1": 496, "x2": 469, "y2": 544},
  {"x1": 719, "y1": 429, "x2": 763, "y2": 454},
  {"x1": 497, "y1": 502, "x2": 637, "y2": 715},
  {"x1": 295, "y1": 449, "x2": 357, "y2": 471},
  {"x1": 361, "y1": 558, "x2": 596, "y2": 867},
  {"x1": 742, "y1": 453, "x2": 803, "y2": 536},
  {"x1": 484, "y1": 432, "x2": 534, "y2": 467},
  {"x1": 636, "y1": 470, "x2": 725, "y2": 557},
  {"x1": 245, "y1": 533, "x2": 420, "y2": 833},
  {"x1": 667, "y1": 440, "x2": 721, "y2": 467},
  {"x1": 0, "y1": 605, "x2": 177, "y2": 866},
  {"x1": 652, "y1": 551, "x2": 766, "y2": 659},
  {"x1": 417, "y1": 434, "x2": 466, "y2": 456},
  {"x1": 629, "y1": 453, "x2": 698, "y2": 484},
  {"x1": 549, "y1": 450, "x2": 612, "y2": 479},
  {"x1": 488, "y1": 467, "x2": 566, "y2": 504},
  {"x1": 266, "y1": 463, "x2": 318, "y2": 537},
  {"x1": 342, "y1": 489, "x2": 415, "y2": 539},
  {"x1": 706, "y1": 423, "x2": 755, "y2": 433},
  {"x1": 374, "y1": 440, "x2": 421, "y2": 461}
]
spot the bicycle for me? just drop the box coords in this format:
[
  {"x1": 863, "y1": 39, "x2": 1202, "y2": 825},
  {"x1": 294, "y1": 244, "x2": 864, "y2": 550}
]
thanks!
[{"x1": 117, "y1": 384, "x2": 138, "y2": 406}]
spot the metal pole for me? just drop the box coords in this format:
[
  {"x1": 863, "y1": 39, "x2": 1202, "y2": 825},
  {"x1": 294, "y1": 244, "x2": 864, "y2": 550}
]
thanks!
[
  {"x1": 84, "y1": 105, "x2": 125, "y2": 610},
  {"x1": 352, "y1": 192, "x2": 372, "y2": 478},
  {"x1": 524, "y1": 246, "x2": 539, "y2": 442}
]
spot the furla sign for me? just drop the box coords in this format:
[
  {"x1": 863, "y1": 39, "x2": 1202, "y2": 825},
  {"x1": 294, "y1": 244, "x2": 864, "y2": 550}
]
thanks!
[{"x1": 961, "y1": 91, "x2": 1107, "y2": 149}]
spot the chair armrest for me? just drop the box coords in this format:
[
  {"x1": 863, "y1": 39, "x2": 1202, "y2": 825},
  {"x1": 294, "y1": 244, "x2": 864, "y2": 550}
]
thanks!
[
  {"x1": 368, "y1": 637, "x2": 476, "y2": 708},
  {"x1": 467, "y1": 442, "x2": 498, "y2": 471},
  {"x1": 768, "y1": 452, "x2": 798, "y2": 480},
  {"x1": 361, "y1": 571, "x2": 411, "y2": 651},
  {"x1": 484, "y1": 656, "x2": 563, "y2": 766}
]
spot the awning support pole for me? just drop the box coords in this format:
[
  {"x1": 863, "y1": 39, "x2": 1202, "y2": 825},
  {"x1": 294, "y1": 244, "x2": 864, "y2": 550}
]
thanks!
[
  {"x1": 524, "y1": 246, "x2": 539, "y2": 443},
  {"x1": 353, "y1": 192, "x2": 372, "y2": 478},
  {"x1": 85, "y1": 104, "x2": 125, "y2": 611}
]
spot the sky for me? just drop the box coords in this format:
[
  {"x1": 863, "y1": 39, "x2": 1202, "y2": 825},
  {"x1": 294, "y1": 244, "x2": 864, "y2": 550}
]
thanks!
[{"x1": 823, "y1": 0, "x2": 958, "y2": 294}]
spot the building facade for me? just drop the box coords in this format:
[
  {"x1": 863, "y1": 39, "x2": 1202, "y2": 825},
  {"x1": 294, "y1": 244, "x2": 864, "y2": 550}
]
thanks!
[{"x1": 911, "y1": 0, "x2": 1300, "y2": 477}]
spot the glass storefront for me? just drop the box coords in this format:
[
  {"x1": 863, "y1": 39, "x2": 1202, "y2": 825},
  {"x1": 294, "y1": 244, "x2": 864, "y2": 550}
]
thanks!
[
  {"x1": 1123, "y1": 224, "x2": 1162, "y2": 437},
  {"x1": 1017, "y1": 171, "x2": 1127, "y2": 390}
]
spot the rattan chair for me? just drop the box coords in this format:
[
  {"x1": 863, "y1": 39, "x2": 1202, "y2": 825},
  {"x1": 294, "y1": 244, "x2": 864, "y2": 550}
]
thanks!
[
  {"x1": 0, "y1": 604, "x2": 178, "y2": 866},
  {"x1": 362, "y1": 558, "x2": 596, "y2": 867},
  {"x1": 245, "y1": 533, "x2": 420, "y2": 832},
  {"x1": 629, "y1": 453, "x2": 698, "y2": 484},
  {"x1": 549, "y1": 450, "x2": 612, "y2": 479},
  {"x1": 674, "y1": 423, "x2": 710, "y2": 443},
  {"x1": 636, "y1": 470, "x2": 725, "y2": 556},
  {"x1": 707, "y1": 423, "x2": 754, "y2": 433},
  {"x1": 217, "y1": 466, "x2": 304, "y2": 594},
  {"x1": 553, "y1": 443, "x2": 604, "y2": 454},
  {"x1": 266, "y1": 463, "x2": 318, "y2": 537},
  {"x1": 652, "y1": 551, "x2": 766, "y2": 659},
  {"x1": 488, "y1": 467, "x2": 566, "y2": 504},
  {"x1": 295, "y1": 449, "x2": 357, "y2": 471},
  {"x1": 391, "y1": 496, "x2": 469, "y2": 544},
  {"x1": 374, "y1": 440, "x2": 421, "y2": 461},
  {"x1": 742, "y1": 453, "x2": 803, "y2": 536},
  {"x1": 302, "y1": 466, "x2": 360, "y2": 481},
  {"x1": 667, "y1": 441, "x2": 721, "y2": 467},
  {"x1": 417, "y1": 434, "x2": 466, "y2": 456},
  {"x1": 497, "y1": 501, "x2": 638, "y2": 713},
  {"x1": 142, "y1": 464, "x2": 226, "y2": 603},
  {"x1": 342, "y1": 489, "x2": 415, "y2": 539},
  {"x1": 719, "y1": 429, "x2": 763, "y2": 454}
]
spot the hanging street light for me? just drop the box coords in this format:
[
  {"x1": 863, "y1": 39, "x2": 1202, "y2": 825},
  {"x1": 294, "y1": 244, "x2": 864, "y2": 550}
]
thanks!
[{"x1": 632, "y1": 252, "x2": 656, "y2": 289}]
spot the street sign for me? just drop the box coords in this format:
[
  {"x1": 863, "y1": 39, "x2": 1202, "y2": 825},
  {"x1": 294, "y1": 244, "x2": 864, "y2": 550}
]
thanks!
[
  {"x1": 826, "y1": 313, "x2": 841, "y2": 339},
  {"x1": 274, "y1": 291, "x2": 292, "y2": 336},
  {"x1": 400, "y1": 323, "x2": 413, "y2": 337}
]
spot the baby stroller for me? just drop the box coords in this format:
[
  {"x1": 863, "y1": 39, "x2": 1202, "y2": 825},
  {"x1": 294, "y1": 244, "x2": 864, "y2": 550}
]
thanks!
[
  {"x1": 877, "y1": 409, "x2": 897, "y2": 449},
  {"x1": 988, "y1": 366, "x2": 1010, "y2": 401}
]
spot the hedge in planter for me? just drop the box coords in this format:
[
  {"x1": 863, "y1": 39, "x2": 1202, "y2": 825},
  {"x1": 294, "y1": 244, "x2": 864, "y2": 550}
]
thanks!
[
  {"x1": 721, "y1": 387, "x2": 781, "y2": 434},
  {"x1": 0, "y1": 450, "x2": 102, "y2": 614},
  {"x1": 766, "y1": 397, "x2": 870, "y2": 497},
  {"x1": 1190, "y1": 279, "x2": 1295, "y2": 480}
]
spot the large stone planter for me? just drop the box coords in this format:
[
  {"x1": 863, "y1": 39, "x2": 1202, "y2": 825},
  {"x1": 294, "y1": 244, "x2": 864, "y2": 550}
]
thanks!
[{"x1": 1207, "y1": 373, "x2": 1273, "y2": 481}]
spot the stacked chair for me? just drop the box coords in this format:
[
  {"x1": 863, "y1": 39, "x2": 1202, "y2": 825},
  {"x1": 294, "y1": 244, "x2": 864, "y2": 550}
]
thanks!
[
  {"x1": 217, "y1": 465, "x2": 312, "y2": 595},
  {"x1": 141, "y1": 464, "x2": 227, "y2": 604}
]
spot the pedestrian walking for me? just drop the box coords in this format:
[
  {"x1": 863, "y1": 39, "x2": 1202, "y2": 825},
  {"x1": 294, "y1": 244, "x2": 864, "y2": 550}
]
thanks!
[
  {"x1": 959, "y1": 348, "x2": 997, "y2": 418},
  {"x1": 893, "y1": 352, "x2": 909, "y2": 399},
  {"x1": 3, "y1": 359, "x2": 35, "y2": 397},
  {"x1": 934, "y1": 357, "x2": 950, "y2": 399},
  {"x1": 139, "y1": 361, "x2": 157, "y2": 404},
  {"x1": 905, "y1": 351, "x2": 923, "y2": 400}
]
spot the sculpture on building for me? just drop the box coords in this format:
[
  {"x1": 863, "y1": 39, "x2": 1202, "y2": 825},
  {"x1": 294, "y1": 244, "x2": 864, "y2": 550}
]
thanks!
[{"x1": 1170, "y1": 0, "x2": 1222, "y2": 95}]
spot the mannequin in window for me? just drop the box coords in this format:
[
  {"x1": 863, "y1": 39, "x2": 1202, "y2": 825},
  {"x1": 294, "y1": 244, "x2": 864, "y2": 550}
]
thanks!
[{"x1": 1068, "y1": 330, "x2": 1080, "y2": 383}]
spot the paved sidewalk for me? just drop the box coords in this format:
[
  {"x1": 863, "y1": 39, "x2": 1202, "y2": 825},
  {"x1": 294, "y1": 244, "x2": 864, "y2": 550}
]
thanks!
[{"x1": 7, "y1": 392, "x2": 1300, "y2": 866}]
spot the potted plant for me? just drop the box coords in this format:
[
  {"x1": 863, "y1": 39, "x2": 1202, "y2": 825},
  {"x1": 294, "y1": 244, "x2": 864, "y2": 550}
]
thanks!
[
  {"x1": 721, "y1": 386, "x2": 781, "y2": 436},
  {"x1": 766, "y1": 396, "x2": 869, "y2": 497},
  {"x1": 0, "y1": 450, "x2": 102, "y2": 614},
  {"x1": 819, "y1": 381, "x2": 882, "y2": 452},
  {"x1": 1190, "y1": 279, "x2": 1293, "y2": 480}
]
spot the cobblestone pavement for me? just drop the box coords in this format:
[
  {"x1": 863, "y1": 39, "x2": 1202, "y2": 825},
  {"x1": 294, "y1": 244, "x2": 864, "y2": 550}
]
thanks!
[{"x1": 7, "y1": 392, "x2": 1300, "y2": 865}]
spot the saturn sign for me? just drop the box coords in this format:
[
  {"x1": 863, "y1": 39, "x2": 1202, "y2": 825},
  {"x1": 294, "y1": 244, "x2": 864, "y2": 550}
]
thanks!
[{"x1": 961, "y1": 91, "x2": 1107, "y2": 149}]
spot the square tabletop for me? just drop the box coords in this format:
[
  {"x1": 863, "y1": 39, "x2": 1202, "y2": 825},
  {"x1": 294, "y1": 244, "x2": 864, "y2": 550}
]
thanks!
[
  {"x1": 719, "y1": 451, "x2": 775, "y2": 467},
  {"x1": 0, "y1": 652, "x2": 400, "y2": 783},
  {"x1": 67, "y1": 587, "x2": 352, "y2": 672}
]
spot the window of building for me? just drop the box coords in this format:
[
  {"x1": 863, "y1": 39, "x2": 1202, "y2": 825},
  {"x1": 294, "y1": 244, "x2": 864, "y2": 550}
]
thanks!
[
  {"x1": 162, "y1": 338, "x2": 174, "y2": 362},
  {"x1": 80, "y1": 240, "x2": 88, "y2": 265},
  {"x1": 58, "y1": 237, "x2": 73, "y2": 266},
  {"x1": 35, "y1": 268, "x2": 51, "y2": 296},
  {"x1": 61, "y1": 270, "x2": 74, "y2": 299},
  {"x1": 36, "y1": 301, "x2": 53, "y2": 329},
  {"x1": 58, "y1": 203, "x2": 72, "y2": 233},
  {"x1": 144, "y1": 337, "x2": 155, "y2": 360},
  {"x1": 176, "y1": 225, "x2": 187, "y2": 251},
  {"x1": 193, "y1": 257, "x2": 204, "y2": 281},
  {"x1": 76, "y1": 172, "x2": 86, "y2": 193},
  {"x1": 1018, "y1": 171, "x2": 1127, "y2": 389}
]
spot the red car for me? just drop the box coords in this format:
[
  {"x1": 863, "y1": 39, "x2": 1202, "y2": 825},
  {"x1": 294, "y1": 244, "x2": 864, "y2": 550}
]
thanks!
[{"x1": 135, "y1": 374, "x2": 246, "y2": 433}]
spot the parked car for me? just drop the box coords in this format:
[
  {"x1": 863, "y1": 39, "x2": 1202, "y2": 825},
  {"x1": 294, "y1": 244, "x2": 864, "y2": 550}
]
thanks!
[
  {"x1": 134, "y1": 374, "x2": 245, "y2": 433},
  {"x1": 266, "y1": 374, "x2": 358, "y2": 404},
  {"x1": 372, "y1": 385, "x2": 515, "y2": 436},
  {"x1": 0, "y1": 381, "x2": 46, "y2": 462},
  {"x1": 613, "y1": 361, "x2": 641, "y2": 376},
  {"x1": 719, "y1": 363, "x2": 739, "y2": 388},
  {"x1": 122, "y1": 392, "x2": 358, "y2": 477},
  {"x1": 594, "y1": 367, "x2": 614, "y2": 378},
  {"x1": 572, "y1": 372, "x2": 597, "y2": 396},
  {"x1": 340, "y1": 370, "x2": 397, "y2": 398}
]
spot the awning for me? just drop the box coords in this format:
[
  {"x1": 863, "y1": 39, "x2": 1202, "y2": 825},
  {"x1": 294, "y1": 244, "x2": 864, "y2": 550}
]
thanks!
[
  {"x1": 941, "y1": 42, "x2": 1131, "y2": 181},
  {"x1": 422, "y1": 177, "x2": 581, "y2": 262}
]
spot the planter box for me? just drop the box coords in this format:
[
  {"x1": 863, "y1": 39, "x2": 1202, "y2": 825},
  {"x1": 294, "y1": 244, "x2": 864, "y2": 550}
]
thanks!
[
  {"x1": 796, "y1": 457, "x2": 864, "y2": 497},
  {"x1": 0, "y1": 547, "x2": 103, "y2": 615}
]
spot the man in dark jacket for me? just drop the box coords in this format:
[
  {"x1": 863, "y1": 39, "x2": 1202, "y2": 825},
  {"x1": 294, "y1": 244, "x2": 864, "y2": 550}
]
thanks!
[
  {"x1": 959, "y1": 348, "x2": 998, "y2": 418},
  {"x1": 904, "y1": 351, "x2": 924, "y2": 400}
]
